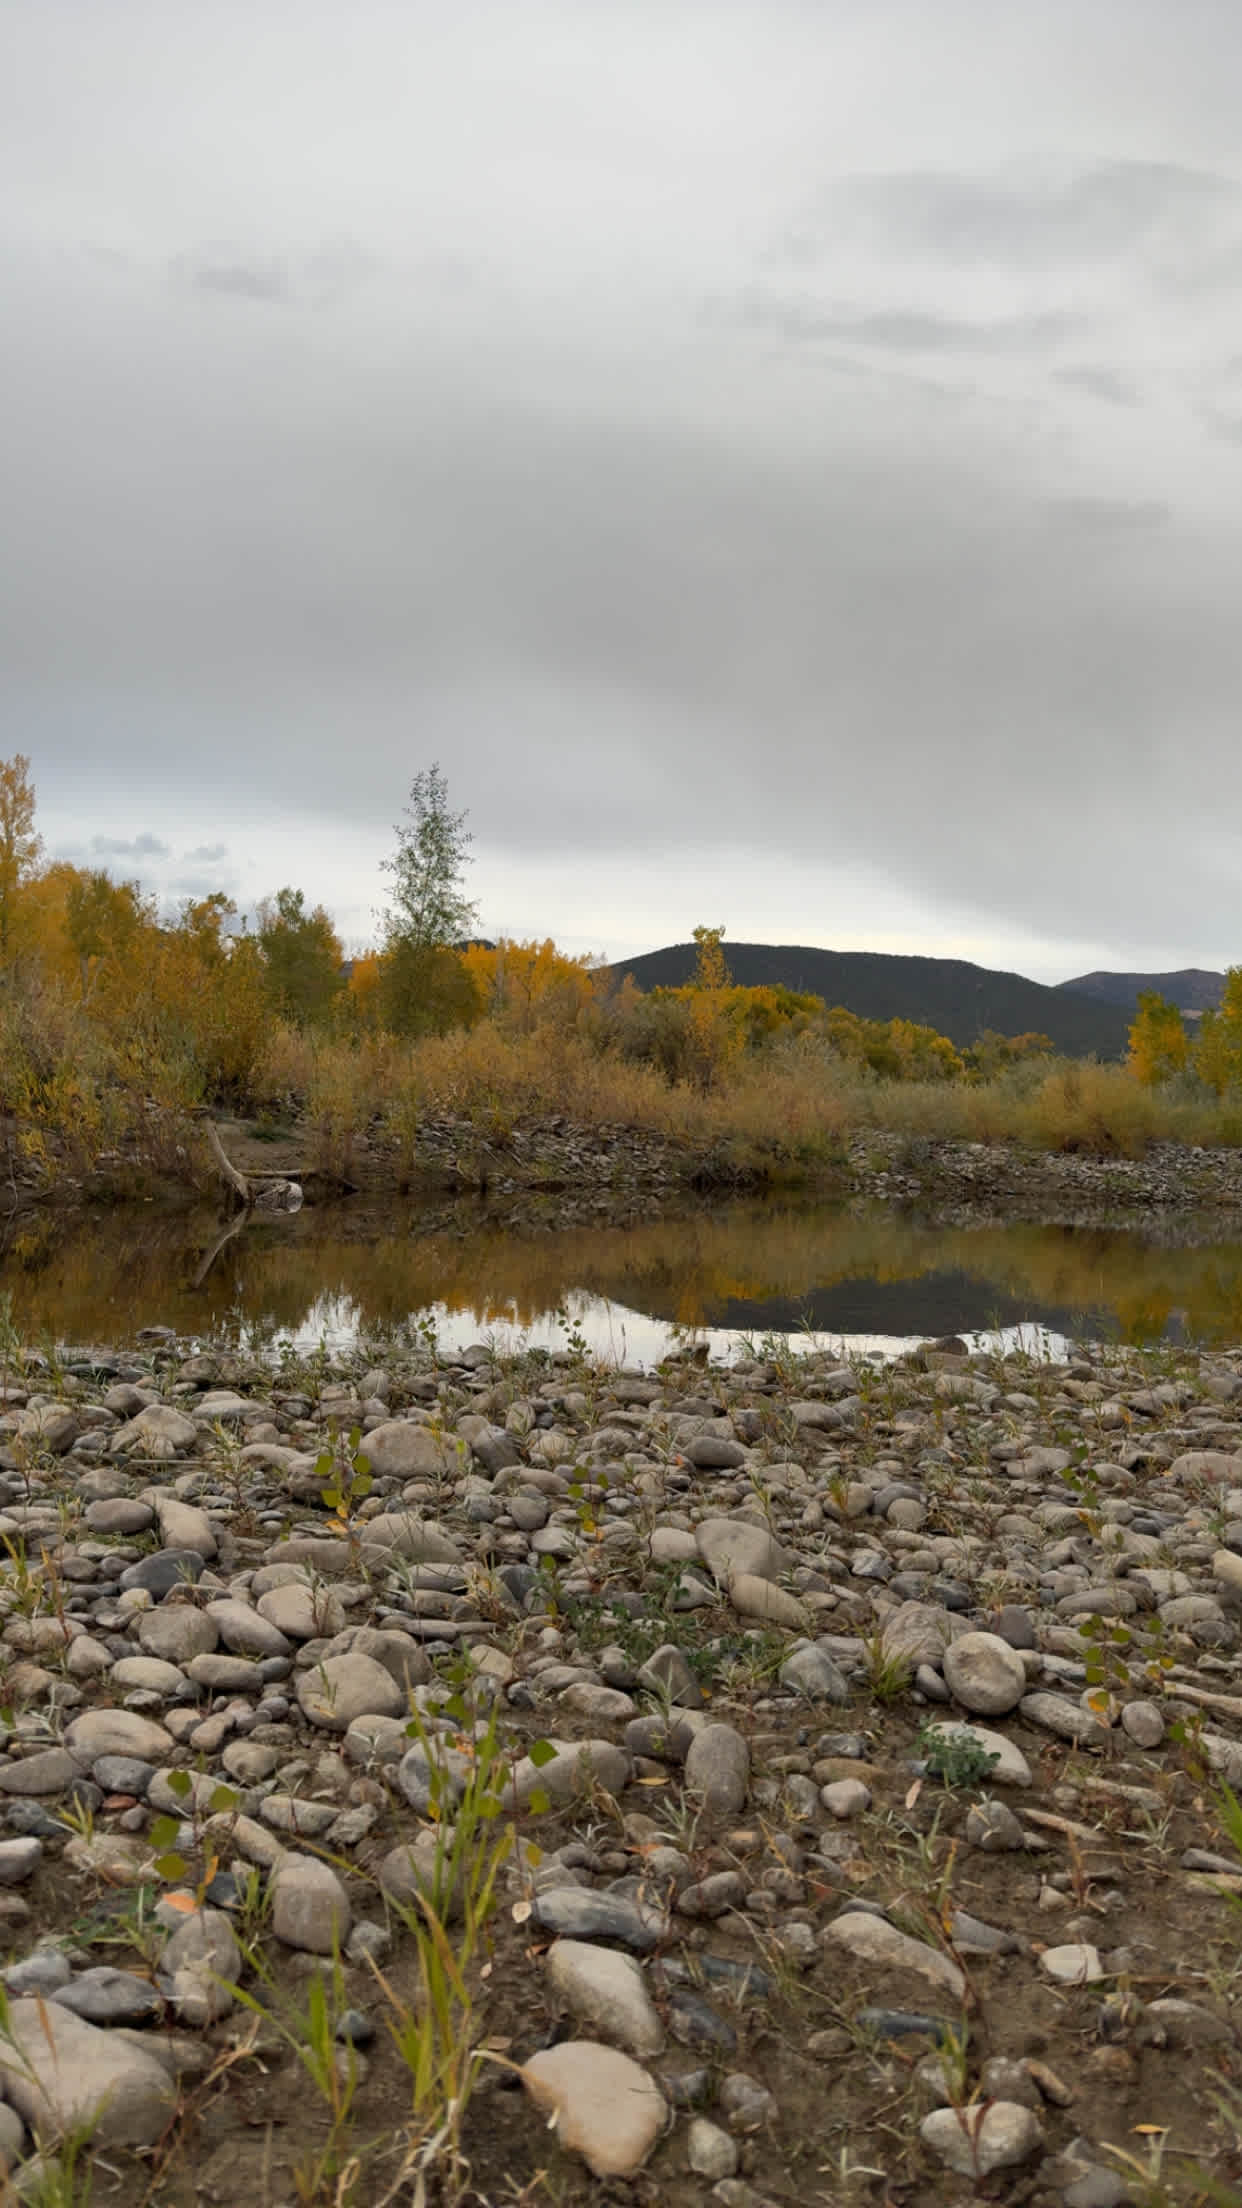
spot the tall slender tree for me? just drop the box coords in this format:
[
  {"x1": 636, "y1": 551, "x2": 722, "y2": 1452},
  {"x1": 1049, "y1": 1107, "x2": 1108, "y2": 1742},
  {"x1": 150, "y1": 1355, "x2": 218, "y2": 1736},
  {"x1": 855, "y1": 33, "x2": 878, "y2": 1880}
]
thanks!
[
  {"x1": 379, "y1": 765, "x2": 480, "y2": 1034},
  {"x1": 0, "y1": 754, "x2": 42, "y2": 967}
]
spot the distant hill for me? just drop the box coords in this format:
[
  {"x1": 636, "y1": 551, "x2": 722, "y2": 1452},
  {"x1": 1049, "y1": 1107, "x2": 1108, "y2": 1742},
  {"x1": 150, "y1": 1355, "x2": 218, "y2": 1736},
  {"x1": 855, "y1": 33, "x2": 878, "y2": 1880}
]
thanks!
[
  {"x1": 1058, "y1": 968, "x2": 1225, "y2": 1015},
  {"x1": 604, "y1": 942, "x2": 1134, "y2": 1058}
]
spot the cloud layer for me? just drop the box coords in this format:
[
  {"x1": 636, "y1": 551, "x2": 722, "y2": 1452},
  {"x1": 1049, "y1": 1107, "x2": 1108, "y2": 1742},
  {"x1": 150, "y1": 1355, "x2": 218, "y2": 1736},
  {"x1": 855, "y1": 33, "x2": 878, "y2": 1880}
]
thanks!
[{"x1": 4, "y1": 2, "x2": 1242, "y2": 976}]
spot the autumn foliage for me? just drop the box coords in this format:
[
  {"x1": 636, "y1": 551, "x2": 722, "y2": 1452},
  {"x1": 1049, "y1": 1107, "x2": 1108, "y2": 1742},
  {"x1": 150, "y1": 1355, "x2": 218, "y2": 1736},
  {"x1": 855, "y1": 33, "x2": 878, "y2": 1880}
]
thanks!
[{"x1": 3, "y1": 755, "x2": 1242, "y2": 1187}]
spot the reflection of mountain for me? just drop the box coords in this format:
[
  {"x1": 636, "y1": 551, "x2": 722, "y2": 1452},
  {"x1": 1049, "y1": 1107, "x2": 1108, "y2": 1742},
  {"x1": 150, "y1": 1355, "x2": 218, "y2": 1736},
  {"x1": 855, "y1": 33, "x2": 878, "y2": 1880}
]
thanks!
[
  {"x1": 708, "y1": 1272, "x2": 1110, "y2": 1343},
  {"x1": 3, "y1": 1196, "x2": 1242, "y2": 1350}
]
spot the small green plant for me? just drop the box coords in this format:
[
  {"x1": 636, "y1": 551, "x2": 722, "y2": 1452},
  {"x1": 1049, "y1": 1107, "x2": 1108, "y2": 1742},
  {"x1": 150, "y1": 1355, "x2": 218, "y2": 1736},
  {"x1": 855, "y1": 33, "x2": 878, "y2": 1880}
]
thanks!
[
  {"x1": 860, "y1": 1632, "x2": 912, "y2": 1703},
  {"x1": 555, "y1": 1303, "x2": 592, "y2": 1368},
  {"x1": 1077, "y1": 1611, "x2": 1176, "y2": 1719},
  {"x1": 229, "y1": 1946, "x2": 361, "y2": 2206},
  {"x1": 917, "y1": 1724, "x2": 1001, "y2": 1794},
  {"x1": 369, "y1": 1686, "x2": 544, "y2": 2200},
  {"x1": 317, "y1": 1423, "x2": 373, "y2": 1534},
  {"x1": 1059, "y1": 1437, "x2": 1103, "y2": 1538},
  {"x1": 147, "y1": 1769, "x2": 241, "y2": 1898}
]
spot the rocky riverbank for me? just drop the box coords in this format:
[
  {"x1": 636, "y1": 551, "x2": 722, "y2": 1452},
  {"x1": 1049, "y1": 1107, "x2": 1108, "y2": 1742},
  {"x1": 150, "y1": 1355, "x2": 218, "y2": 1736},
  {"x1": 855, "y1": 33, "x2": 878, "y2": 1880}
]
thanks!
[
  {"x1": 846, "y1": 1130, "x2": 1242, "y2": 1221},
  {"x1": 0, "y1": 1328, "x2": 1240, "y2": 2200},
  {"x1": 15, "y1": 1102, "x2": 1242, "y2": 1235}
]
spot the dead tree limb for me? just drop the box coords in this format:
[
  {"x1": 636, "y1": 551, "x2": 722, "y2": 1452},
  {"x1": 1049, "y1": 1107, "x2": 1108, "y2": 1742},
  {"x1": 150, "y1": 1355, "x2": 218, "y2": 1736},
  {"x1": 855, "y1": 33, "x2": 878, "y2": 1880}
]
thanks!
[{"x1": 197, "y1": 1113, "x2": 252, "y2": 1208}]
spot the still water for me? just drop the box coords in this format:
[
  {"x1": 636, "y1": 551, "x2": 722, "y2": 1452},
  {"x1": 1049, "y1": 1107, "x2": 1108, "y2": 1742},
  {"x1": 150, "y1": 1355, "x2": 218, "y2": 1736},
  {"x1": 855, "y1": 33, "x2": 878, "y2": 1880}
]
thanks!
[{"x1": 2, "y1": 1196, "x2": 1242, "y2": 1365}]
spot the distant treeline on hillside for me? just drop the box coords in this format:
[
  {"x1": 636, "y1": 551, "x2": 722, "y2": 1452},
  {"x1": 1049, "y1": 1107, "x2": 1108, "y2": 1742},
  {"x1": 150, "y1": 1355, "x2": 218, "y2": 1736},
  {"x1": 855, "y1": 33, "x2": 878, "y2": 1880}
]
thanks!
[{"x1": 606, "y1": 942, "x2": 1134, "y2": 1059}]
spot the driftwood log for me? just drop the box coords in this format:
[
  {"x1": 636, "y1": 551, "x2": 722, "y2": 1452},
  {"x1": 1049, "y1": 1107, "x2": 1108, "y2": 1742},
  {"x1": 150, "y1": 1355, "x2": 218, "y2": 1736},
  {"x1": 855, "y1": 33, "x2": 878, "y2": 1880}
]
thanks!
[
  {"x1": 200, "y1": 1115, "x2": 253, "y2": 1207},
  {"x1": 195, "y1": 1113, "x2": 302, "y2": 1213}
]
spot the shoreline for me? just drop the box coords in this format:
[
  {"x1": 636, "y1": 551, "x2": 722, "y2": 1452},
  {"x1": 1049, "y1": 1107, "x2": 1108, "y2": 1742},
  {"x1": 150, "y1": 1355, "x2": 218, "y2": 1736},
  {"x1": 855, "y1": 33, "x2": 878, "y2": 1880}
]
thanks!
[{"x1": 48, "y1": 1114, "x2": 1242, "y2": 1227}]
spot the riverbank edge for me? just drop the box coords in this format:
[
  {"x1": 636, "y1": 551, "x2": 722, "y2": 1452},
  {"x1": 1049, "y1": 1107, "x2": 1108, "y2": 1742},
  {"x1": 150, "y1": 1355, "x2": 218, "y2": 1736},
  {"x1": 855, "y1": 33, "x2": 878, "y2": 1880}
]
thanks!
[{"x1": 12, "y1": 1111, "x2": 1242, "y2": 1230}]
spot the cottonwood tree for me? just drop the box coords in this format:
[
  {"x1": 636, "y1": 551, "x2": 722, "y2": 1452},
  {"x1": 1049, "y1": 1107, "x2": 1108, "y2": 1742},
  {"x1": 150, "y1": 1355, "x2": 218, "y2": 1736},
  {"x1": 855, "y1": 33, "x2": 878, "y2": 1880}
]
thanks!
[
  {"x1": 1127, "y1": 991, "x2": 1190, "y2": 1086},
  {"x1": 0, "y1": 754, "x2": 42, "y2": 967},
  {"x1": 380, "y1": 765, "x2": 480, "y2": 1035},
  {"x1": 256, "y1": 887, "x2": 344, "y2": 1028},
  {"x1": 692, "y1": 925, "x2": 730, "y2": 992},
  {"x1": 65, "y1": 869, "x2": 147, "y2": 1001}
]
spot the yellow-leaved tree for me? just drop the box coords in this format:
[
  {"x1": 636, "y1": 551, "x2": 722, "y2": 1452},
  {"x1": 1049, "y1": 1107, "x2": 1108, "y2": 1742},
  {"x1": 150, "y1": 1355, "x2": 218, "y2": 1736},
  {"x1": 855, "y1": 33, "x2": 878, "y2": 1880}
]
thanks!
[
  {"x1": 0, "y1": 754, "x2": 42, "y2": 969},
  {"x1": 1194, "y1": 969, "x2": 1242, "y2": 1096},
  {"x1": 1127, "y1": 992, "x2": 1189, "y2": 1086}
]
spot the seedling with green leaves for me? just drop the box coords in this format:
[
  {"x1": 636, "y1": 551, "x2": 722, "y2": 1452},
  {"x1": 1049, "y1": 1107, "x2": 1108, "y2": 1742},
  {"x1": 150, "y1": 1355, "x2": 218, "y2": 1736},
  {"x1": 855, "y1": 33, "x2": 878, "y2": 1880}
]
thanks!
[
  {"x1": 917, "y1": 1724, "x2": 1001, "y2": 1794},
  {"x1": 317, "y1": 1423, "x2": 373, "y2": 1534},
  {"x1": 1077, "y1": 1611, "x2": 1176, "y2": 1719},
  {"x1": 147, "y1": 1768, "x2": 241, "y2": 1899}
]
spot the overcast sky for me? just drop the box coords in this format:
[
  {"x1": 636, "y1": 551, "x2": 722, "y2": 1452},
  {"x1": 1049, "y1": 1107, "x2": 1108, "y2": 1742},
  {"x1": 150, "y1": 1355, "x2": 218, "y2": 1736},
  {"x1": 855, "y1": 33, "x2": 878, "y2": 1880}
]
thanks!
[{"x1": 5, "y1": 2, "x2": 1242, "y2": 983}]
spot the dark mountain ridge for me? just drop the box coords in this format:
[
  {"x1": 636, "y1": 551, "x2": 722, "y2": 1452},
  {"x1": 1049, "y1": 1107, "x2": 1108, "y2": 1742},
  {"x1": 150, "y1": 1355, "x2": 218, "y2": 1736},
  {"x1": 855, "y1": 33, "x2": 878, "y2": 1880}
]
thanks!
[
  {"x1": 1058, "y1": 968, "x2": 1225, "y2": 1014},
  {"x1": 604, "y1": 942, "x2": 1133, "y2": 1058}
]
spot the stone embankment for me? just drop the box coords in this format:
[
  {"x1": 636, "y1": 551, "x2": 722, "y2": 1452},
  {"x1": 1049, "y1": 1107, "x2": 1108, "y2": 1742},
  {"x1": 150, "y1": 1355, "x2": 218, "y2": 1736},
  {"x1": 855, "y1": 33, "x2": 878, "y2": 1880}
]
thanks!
[
  {"x1": 0, "y1": 1328, "x2": 1240, "y2": 2199},
  {"x1": 847, "y1": 1131, "x2": 1242, "y2": 1222}
]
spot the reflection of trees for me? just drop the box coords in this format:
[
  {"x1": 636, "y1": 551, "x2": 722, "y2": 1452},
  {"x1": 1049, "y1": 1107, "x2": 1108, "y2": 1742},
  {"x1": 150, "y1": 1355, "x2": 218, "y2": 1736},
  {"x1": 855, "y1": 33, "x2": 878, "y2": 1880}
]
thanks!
[{"x1": 2, "y1": 1199, "x2": 1242, "y2": 1348}]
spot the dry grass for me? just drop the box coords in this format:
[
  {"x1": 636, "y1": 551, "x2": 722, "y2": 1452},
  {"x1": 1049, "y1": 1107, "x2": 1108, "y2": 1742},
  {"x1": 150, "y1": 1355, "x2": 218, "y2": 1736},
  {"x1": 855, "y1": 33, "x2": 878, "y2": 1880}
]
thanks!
[{"x1": 7, "y1": 971, "x2": 1242, "y2": 1194}]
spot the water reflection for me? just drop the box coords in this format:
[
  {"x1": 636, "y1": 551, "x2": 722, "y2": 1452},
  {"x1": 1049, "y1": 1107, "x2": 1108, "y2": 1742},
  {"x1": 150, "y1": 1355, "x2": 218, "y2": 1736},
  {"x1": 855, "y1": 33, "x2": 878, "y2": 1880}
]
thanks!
[{"x1": 1, "y1": 1195, "x2": 1240, "y2": 1362}]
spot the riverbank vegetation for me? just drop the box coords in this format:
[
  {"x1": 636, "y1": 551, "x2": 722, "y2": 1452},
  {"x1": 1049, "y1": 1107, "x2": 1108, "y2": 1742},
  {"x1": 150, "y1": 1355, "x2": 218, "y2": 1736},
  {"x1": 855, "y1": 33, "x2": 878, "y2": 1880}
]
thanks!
[{"x1": 3, "y1": 754, "x2": 1242, "y2": 1196}]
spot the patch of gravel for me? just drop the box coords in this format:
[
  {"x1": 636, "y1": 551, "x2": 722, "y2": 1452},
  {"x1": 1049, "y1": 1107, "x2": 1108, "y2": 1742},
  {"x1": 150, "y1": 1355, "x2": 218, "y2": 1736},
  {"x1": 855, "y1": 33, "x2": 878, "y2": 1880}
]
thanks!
[{"x1": 0, "y1": 1325, "x2": 1240, "y2": 2202}]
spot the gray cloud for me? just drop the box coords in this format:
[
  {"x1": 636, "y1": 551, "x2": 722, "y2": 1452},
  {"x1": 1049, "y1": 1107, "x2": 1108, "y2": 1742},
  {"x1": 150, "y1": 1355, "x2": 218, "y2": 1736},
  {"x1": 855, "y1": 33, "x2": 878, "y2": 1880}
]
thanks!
[
  {"x1": 811, "y1": 160, "x2": 1237, "y2": 268},
  {"x1": 167, "y1": 873, "x2": 235, "y2": 900},
  {"x1": 90, "y1": 832, "x2": 171, "y2": 859},
  {"x1": 1044, "y1": 496, "x2": 1171, "y2": 532},
  {"x1": 1054, "y1": 365, "x2": 1140, "y2": 407},
  {"x1": 171, "y1": 240, "x2": 373, "y2": 309},
  {"x1": 723, "y1": 290, "x2": 1086, "y2": 357},
  {"x1": 177, "y1": 253, "x2": 289, "y2": 305},
  {"x1": 6, "y1": 1, "x2": 1242, "y2": 975}
]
